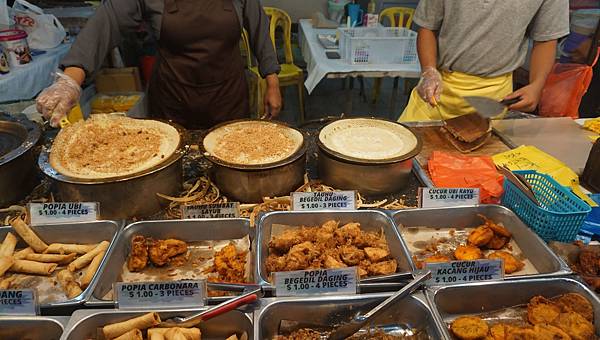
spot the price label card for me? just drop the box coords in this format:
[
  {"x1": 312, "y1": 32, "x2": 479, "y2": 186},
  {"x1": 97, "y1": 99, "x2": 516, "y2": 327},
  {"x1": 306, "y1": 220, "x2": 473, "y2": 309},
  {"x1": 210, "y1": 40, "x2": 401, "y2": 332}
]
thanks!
[
  {"x1": 426, "y1": 260, "x2": 504, "y2": 286},
  {"x1": 291, "y1": 191, "x2": 357, "y2": 211},
  {"x1": 274, "y1": 267, "x2": 358, "y2": 297},
  {"x1": 0, "y1": 289, "x2": 38, "y2": 315},
  {"x1": 115, "y1": 280, "x2": 206, "y2": 310},
  {"x1": 419, "y1": 188, "x2": 480, "y2": 208},
  {"x1": 181, "y1": 202, "x2": 240, "y2": 219},
  {"x1": 29, "y1": 202, "x2": 99, "y2": 226}
]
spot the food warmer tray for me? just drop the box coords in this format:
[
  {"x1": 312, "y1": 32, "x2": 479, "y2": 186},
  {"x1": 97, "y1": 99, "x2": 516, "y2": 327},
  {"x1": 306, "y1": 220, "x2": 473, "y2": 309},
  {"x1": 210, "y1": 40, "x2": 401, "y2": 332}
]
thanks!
[
  {"x1": 0, "y1": 315, "x2": 68, "y2": 340},
  {"x1": 255, "y1": 292, "x2": 445, "y2": 339},
  {"x1": 61, "y1": 308, "x2": 254, "y2": 340},
  {"x1": 426, "y1": 277, "x2": 600, "y2": 339},
  {"x1": 88, "y1": 218, "x2": 255, "y2": 307},
  {"x1": 392, "y1": 205, "x2": 572, "y2": 280},
  {"x1": 0, "y1": 221, "x2": 120, "y2": 310},
  {"x1": 255, "y1": 210, "x2": 415, "y2": 289}
]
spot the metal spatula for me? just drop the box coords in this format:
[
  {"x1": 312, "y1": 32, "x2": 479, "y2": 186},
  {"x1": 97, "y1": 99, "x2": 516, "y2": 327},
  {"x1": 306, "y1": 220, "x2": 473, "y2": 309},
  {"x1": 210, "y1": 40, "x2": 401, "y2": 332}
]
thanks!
[{"x1": 464, "y1": 96, "x2": 521, "y2": 118}]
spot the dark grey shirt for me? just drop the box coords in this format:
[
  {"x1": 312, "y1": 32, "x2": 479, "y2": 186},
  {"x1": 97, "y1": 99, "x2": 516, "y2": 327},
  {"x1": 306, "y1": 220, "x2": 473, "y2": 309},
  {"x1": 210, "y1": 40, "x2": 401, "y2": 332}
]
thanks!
[{"x1": 61, "y1": 0, "x2": 280, "y2": 80}]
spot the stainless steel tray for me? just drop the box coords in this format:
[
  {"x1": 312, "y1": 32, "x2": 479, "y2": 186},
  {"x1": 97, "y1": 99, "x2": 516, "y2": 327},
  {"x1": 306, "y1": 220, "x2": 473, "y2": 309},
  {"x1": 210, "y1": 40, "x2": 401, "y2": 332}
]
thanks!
[
  {"x1": 0, "y1": 316, "x2": 66, "y2": 340},
  {"x1": 255, "y1": 292, "x2": 444, "y2": 339},
  {"x1": 0, "y1": 221, "x2": 120, "y2": 309},
  {"x1": 426, "y1": 277, "x2": 600, "y2": 338},
  {"x1": 61, "y1": 308, "x2": 254, "y2": 340},
  {"x1": 392, "y1": 205, "x2": 571, "y2": 279},
  {"x1": 89, "y1": 219, "x2": 255, "y2": 307},
  {"x1": 256, "y1": 210, "x2": 415, "y2": 288}
]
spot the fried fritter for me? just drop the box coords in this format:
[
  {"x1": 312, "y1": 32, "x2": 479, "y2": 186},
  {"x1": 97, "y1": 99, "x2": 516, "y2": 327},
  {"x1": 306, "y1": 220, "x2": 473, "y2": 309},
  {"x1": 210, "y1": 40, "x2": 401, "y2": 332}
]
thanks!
[
  {"x1": 269, "y1": 229, "x2": 303, "y2": 253},
  {"x1": 468, "y1": 226, "x2": 494, "y2": 247},
  {"x1": 334, "y1": 222, "x2": 362, "y2": 244},
  {"x1": 265, "y1": 254, "x2": 286, "y2": 273},
  {"x1": 286, "y1": 242, "x2": 320, "y2": 271},
  {"x1": 532, "y1": 324, "x2": 571, "y2": 340},
  {"x1": 211, "y1": 244, "x2": 247, "y2": 283},
  {"x1": 553, "y1": 312, "x2": 594, "y2": 340},
  {"x1": 339, "y1": 245, "x2": 364, "y2": 266},
  {"x1": 364, "y1": 247, "x2": 390, "y2": 262},
  {"x1": 368, "y1": 259, "x2": 397, "y2": 276},
  {"x1": 127, "y1": 235, "x2": 148, "y2": 272},
  {"x1": 148, "y1": 238, "x2": 187, "y2": 267},
  {"x1": 451, "y1": 316, "x2": 489, "y2": 340},
  {"x1": 486, "y1": 235, "x2": 510, "y2": 250},
  {"x1": 488, "y1": 251, "x2": 525, "y2": 274},
  {"x1": 479, "y1": 214, "x2": 512, "y2": 238},
  {"x1": 555, "y1": 293, "x2": 594, "y2": 322},
  {"x1": 324, "y1": 255, "x2": 347, "y2": 269},
  {"x1": 415, "y1": 254, "x2": 451, "y2": 269},
  {"x1": 505, "y1": 326, "x2": 537, "y2": 340},
  {"x1": 489, "y1": 323, "x2": 507, "y2": 340},
  {"x1": 528, "y1": 296, "x2": 561, "y2": 325},
  {"x1": 455, "y1": 245, "x2": 484, "y2": 261},
  {"x1": 578, "y1": 249, "x2": 600, "y2": 276}
]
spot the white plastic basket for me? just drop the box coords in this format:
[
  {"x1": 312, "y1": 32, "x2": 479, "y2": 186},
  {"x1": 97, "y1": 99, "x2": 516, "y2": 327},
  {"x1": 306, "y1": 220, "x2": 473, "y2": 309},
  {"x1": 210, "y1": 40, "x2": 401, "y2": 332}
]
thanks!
[{"x1": 338, "y1": 26, "x2": 418, "y2": 65}]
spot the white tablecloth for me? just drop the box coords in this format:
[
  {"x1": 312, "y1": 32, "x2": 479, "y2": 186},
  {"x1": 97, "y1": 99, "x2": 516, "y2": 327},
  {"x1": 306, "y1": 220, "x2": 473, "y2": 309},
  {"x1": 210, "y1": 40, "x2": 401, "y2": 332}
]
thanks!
[
  {"x1": 0, "y1": 43, "x2": 71, "y2": 103},
  {"x1": 299, "y1": 19, "x2": 421, "y2": 94}
]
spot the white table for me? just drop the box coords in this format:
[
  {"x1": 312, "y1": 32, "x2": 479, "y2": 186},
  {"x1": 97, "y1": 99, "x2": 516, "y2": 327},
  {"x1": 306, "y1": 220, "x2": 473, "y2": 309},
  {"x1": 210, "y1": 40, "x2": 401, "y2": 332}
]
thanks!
[{"x1": 0, "y1": 43, "x2": 71, "y2": 103}]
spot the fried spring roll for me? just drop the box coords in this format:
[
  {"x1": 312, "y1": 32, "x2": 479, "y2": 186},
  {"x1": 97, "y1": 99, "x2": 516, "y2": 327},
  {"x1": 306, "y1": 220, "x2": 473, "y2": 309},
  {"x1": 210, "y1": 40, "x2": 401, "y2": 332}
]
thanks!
[
  {"x1": 113, "y1": 329, "x2": 143, "y2": 340},
  {"x1": 0, "y1": 233, "x2": 17, "y2": 256},
  {"x1": 149, "y1": 332, "x2": 166, "y2": 340},
  {"x1": 0, "y1": 255, "x2": 15, "y2": 276},
  {"x1": 226, "y1": 335, "x2": 239, "y2": 340},
  {"x1": 45, "y1": 243, "x2": 96, "y2": 255},
  {"x1": 80, "y1": 250, "x2": 105, "y2": 289},
  {"x1": 13, "y1": 247, "x2": 34, "y2": 260},
  {"x1": 0, "y1": 277, "x2": 14, "y2": 289},
  {"x1": 10, "y1": 259, "x2": 57, "y2": 275},
  {"x1": 148, "y1": 328, "x2": 201, "y2": 340},
  {"x1": 164, "y1": 328, "x2": 188, "y2": 340},
  {"x1": 57, "y1": 269, "x2": 83, "y2": 299},
  {"x1": 25, "y1": 253, "x2": 77, "y2": 265},
  {"x1": 102, "y1": 312, "x2": 161, "y2": 339},
  {"x1": 68, "y1": 241, "x2": 109, "y2": 272},
  {"x1": 10, "y1": 217, "x2": 48, "y2": 253}
]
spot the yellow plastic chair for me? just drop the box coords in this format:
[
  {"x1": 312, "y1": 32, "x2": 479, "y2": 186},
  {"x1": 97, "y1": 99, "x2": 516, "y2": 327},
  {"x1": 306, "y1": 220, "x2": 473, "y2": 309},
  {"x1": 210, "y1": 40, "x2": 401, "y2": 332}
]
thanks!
[
  {"x1": 244, "y1": 7, "x2": 305, "y2": 122},
  {"x1": 373, "y1": 7, "x2": 416, "y2": 104}
]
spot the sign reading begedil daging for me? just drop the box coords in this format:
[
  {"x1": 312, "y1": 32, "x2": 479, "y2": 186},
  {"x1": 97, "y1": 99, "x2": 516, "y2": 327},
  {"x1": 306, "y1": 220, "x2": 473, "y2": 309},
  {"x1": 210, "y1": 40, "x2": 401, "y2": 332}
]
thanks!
[
  {"x1": 419, "y1": 188, "x2": 480, "y2": 208},
  {"x1": 425, "y1": 259, "x2": 504, "y2": 286},
  {"x1": 291, "y1": 191, "x2": 357, "y2": 211},
  {"x1": 28, "y1": 202, "x2": 99, "y2": 226},
  {"x1": 115, "y1": 280, "x2": 206, "y2": 310},
  {"x1": 274, "y1": 267, "x2": 358, "y2": 296},
  {"x1": 181, "y1": 202, "x2": 240, "y2": 219}
]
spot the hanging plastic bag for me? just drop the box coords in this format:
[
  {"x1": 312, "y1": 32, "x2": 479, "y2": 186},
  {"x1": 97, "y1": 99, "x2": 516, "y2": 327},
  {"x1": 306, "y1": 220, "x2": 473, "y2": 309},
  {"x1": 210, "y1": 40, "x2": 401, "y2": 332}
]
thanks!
[
  {"x1": 538, "y1": 48, "x2": 599, "y2": 119},
  {"x1": 12, "y1": 0, "x2": 65, "y2": 50},
  {"x1": 428, "y1": 151, "x2": 505, "y2": 204},
  {"x1": 0, "y1": 0, "x2": 13, "y2": 30}
]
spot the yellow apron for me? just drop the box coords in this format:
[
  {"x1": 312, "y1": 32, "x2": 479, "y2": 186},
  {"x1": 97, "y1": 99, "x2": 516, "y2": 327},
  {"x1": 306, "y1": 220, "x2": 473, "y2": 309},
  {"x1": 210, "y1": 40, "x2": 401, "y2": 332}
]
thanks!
[{"x1": 399, "y1": 70, "x2": 513, "y2": 122}]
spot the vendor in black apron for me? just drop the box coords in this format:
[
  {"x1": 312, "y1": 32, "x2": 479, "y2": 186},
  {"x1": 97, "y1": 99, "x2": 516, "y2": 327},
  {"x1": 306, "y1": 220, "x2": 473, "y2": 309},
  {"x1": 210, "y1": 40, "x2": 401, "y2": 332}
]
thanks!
[{"x1": 36, "y1": 0, "x2": 282, "y2": 129}]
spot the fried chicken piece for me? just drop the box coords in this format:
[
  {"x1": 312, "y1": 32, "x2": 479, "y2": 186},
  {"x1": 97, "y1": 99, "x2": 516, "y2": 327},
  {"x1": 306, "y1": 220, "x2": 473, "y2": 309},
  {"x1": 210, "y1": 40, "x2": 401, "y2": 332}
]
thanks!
[
  {"x1": 553, "y1": 312, "x2": 594, "y2": 340},
  {"x1": 334, "y1": 223, "x2": 362, "y2": 244},
  {"x1": 455, "y1": 245, "x2": 484, "y2": 261},
  {"x1": 468, "y1": 226, "x2": 494, "y2": 247},
  {"x1": 528, "y1": 296, "x2": 561, "y2": 325},
  {"x1": 266, "y1": 254, "x2": 287, "y2": 273},
  {"x1": 533, "y1": 324, "x2": 571, "y2": 340},
  {"x1": 339, "y1": 245, "x2": 365, "y2": 266},
  {"x1": 127, "y1": 235, "x2": 148, "y2": 272},
  {"x1": 451, "y1": 316, "x2": 489, "y2": 340},
  {"x1": 269, "y1": 229, "x2": 303, "y2": 253},
  {"x1": 555, "y1": 293, "x2": 594, "y2": 322},
  {"x1": 149, "y1": 239, "x2": 188, "y2": 266},
  {"x1": 364, "y1": 247, "x2": 390, "y2": 262},
  {"x1": 324, "y1": 255, "x2": 347, "y2": 269},
  {"x1": 488, "y1": 251, "x2": 525, "y2": 274},
  {"x1": 368, "y1": 259, "x2": 397, "y2": 276},
  {"x1": 486, "y1": 235, "x2": 510, "y2": 250}
]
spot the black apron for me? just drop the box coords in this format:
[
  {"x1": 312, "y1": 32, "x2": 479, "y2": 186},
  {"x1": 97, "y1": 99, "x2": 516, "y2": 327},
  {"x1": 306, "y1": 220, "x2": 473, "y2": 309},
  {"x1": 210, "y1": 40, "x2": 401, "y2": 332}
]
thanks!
[{"x1": 148, "y1": 0, "x2": 250, "y2": 129}]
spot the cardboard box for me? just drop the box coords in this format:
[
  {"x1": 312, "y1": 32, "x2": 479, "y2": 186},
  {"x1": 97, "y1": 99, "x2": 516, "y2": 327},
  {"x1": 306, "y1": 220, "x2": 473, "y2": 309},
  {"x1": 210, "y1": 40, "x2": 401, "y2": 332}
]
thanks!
[{"x1": 95, "y1": 67, "x2": 143, "y2": 93}]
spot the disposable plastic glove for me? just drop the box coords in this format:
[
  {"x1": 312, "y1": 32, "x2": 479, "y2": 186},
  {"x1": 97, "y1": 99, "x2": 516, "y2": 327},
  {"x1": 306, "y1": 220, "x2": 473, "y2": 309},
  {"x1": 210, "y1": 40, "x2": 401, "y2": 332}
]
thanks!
[
  {"x1": 416, "y1": 66, "x2": 442, "y2": 106},
  {"x1": 36, "y1": 72, "x2": 81, "y2": 127}
]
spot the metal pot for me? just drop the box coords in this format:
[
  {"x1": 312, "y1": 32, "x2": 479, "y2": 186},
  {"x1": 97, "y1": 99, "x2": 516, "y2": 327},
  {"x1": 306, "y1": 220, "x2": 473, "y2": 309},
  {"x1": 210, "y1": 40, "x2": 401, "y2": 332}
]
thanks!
[
  {"x1": 38, "y1": 122, "x2": 185, "y2": 220},
  {"x1": 317, "y1": 118, "x2": 422, "y2": 197},
  {"x1": 202, "y1": 119, "x2": 307, "y2": 203},
  {"x1": 0, "y1": 118, "x2": 41, "y2": 207}
]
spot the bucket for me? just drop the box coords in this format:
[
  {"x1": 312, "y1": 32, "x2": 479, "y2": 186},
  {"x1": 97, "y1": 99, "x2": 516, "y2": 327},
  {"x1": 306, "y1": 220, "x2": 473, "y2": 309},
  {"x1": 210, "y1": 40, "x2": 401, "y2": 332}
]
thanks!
[{"x1": 0, "y1": 29, "x2": 32, "y2": 67}]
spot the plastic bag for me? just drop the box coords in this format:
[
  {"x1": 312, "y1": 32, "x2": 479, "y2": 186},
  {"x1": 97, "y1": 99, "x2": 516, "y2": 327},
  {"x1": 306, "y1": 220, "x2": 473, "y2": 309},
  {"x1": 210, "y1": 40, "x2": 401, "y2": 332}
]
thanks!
[
  {"x1": 0, "y1": 0, "x2": 12, "y2": 29},
  {"x1": 428, "y1": 151, "x2": 505, "y2": 204},
  {"x1": 12, "y1": 0, "x2": 65, "y2": 50}
]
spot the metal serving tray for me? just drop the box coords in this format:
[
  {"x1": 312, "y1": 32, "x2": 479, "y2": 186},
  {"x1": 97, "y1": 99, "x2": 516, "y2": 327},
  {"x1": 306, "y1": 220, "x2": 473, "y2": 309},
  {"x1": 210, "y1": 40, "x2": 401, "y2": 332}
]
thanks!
[
  {"x1": 0, "y1": 316, "x2": 67, "y2": 340},
  {"x1": 61, "y1": 308, "x2": 254, "y2": 340},
  {"x1": 255, "y1": 292, "x2": 444, "y2": 339},
  {"x1": 427, "y1": 277, "x2": 600, "y2": 339},
  {"x1": 392, "y1": 205, "x2": 571, "y2": 279},
  {"x1": 256, "y1": 210, "x2": 415, "y2": 288},
  {"x1": 89, "y1": 219, "x2": 254, "y2": 306},
  {"x1": 0, "y1": 221, "x2": 120, "y2": 309}
]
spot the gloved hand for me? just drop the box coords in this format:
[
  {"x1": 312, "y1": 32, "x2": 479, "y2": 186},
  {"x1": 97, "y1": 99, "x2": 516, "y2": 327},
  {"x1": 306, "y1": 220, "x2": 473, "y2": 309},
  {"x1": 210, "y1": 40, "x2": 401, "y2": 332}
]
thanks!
[
  {"x1": 416, "y1": 66, "x2": 442, "y2": 106},
  {"x1": 36, "y1": 72, "x2": 82, "y2": 127}
]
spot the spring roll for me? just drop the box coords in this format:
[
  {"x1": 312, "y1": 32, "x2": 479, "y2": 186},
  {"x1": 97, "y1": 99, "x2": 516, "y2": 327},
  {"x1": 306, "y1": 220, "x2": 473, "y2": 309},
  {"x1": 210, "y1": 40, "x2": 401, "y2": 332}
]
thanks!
[
  {"x1": 0, "y1": 233, "x2": 17, "y2": 256},
  {"x1": 148, "y1": 328, "x2": 201, "y2": 340},
  {"x1": 68, "y1": 241, "x2": 109, "y2": 272},
  {"x1": 57, "y1": 269, "x2": 83, "y2": 299},
  {"x1": 113, "y1": 329, "x2": 143, "y2": 340},
  {"x1": 102, "y1": 312, "x2": 161, "y2": 339},
  {"x1": 10, "y1": 259, "x2": 57, "y2": 275},
  {"x1": 0, "y1": 255, "x2": 15, "y2": 276},
  {"x1": 164, "y1": 328, "x2": 188, "y2": 340},
  {"x1": 10, "y1": 217, "x2": 48, "y2": 253},
  {"x1": 0, "y1": 277, "x2": 14, "y2": 289},
  {"x1": 149, "y1": 332, "x2": 166, "y2": 340},
  {"x1": 13, "y1": 247, "x2": 34, "y2": 260},
  {"x1": 226, "y1": 335, "x2": 239, "y2": 340},
  {"x1": 80, "y1": 250, "x2": 105, "y2": 289},
  {"x1": 45, "y1": 243, "x2": 96, "y2": 255},
  {"x1": 25, "y1": 253, "x2": 77, "y2": 265}
]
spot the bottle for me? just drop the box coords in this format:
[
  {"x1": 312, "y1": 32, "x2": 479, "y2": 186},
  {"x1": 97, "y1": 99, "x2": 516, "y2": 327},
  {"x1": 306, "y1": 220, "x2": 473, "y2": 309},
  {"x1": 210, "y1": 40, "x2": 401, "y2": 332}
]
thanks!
[{"x1": 368, "y1": 0, "x2": 376, "y2": 14}]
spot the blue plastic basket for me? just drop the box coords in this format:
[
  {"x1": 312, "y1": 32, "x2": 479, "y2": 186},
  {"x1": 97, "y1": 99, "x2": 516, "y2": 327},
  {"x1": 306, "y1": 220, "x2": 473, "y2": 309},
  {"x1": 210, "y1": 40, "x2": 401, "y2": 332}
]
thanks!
[{"x1": 501, "y1": 170, "x2": 591, "y2": 242}]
